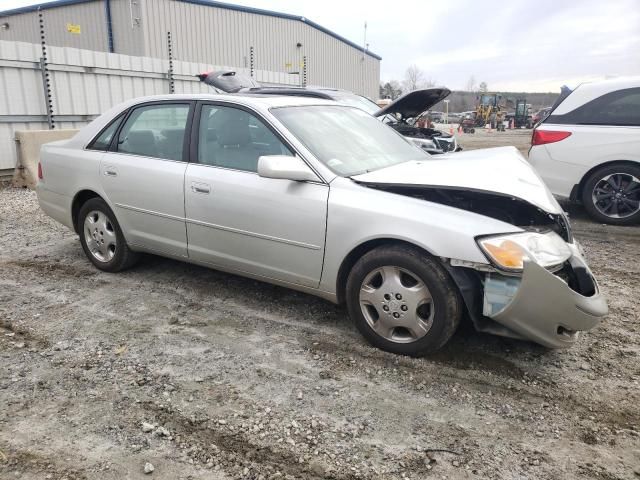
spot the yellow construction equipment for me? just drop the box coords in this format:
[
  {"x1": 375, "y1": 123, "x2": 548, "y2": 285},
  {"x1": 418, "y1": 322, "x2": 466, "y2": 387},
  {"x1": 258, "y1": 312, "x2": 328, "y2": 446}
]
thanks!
[{"x1": 474, "y1": 93, "x2": 506, "y2": 131}]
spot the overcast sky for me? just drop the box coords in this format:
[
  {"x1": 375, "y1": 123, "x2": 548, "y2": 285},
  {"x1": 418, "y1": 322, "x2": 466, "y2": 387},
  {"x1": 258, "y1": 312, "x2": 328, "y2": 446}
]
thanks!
[{"x1": 3, "y1": 0, "x2": 639, "y2": 92}]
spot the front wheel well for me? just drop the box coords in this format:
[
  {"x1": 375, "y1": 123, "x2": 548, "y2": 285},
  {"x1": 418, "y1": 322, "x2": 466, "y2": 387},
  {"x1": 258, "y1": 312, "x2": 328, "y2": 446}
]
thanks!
[
  {"x1": 576, "y1": 160, "x2": 640, "y2": 201},
  {"x1": 335, "y1": 238, "x2": 435, "y2": 304},
  {"x1": 71, "y1": 190, "x2": 102, "y2": 233}
]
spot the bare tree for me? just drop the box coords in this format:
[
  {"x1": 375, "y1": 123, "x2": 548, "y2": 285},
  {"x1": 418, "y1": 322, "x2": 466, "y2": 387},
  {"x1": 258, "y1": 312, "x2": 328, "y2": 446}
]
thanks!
[
  {"x1": 403, "y1": 65, "x2": 426, "y2": 92},
  {"x1": 379, "y1": 80, "x2": 403, "y2": 99},
  {"x1": 479, "y1": 81, "x2": 488, "y2": 92},
  {"x1": 423, "y1": 77, "x2": 437, "y2": 88},
  {"x1": 465, "y1": 75, "x2": 476, "y2": 92}
]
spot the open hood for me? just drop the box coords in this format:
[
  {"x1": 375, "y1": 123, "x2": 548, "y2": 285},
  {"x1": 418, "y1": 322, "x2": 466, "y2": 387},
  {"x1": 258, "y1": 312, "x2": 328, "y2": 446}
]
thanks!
[
  {"x1": 351, "y1": 146, "x2": 562, "y2": 214},
  {"x1": 374, "y1": 88, "x2": 451, "y2": 120}
]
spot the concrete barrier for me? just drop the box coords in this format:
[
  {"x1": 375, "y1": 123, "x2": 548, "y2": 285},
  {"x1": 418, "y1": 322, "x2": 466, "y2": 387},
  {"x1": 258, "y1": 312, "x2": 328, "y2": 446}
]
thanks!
[{"x1": 11, "y1": 129, "x2": 79, "y2": 189}]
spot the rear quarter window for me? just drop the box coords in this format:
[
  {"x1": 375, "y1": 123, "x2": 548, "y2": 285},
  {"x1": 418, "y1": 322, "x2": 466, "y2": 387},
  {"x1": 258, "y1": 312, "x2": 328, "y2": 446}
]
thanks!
[
  {"x1": 546, "y1": 87, "x2": 640, "y2": 127},
  {"x1": 87, "y1": 113, "x2": 125, "y2": 151}
]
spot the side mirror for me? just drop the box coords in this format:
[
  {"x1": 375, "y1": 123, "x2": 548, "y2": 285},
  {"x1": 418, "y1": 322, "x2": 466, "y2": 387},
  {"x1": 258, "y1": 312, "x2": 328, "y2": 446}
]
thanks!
[{"x1": 258, "y1": 155, "x2": 319, "y2": 182}]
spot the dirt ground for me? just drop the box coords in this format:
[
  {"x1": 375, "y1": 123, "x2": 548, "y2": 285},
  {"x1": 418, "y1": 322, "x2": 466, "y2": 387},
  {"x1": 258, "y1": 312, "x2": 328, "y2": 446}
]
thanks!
[
  {"x1": 1, "y1": 150, "x2": 639, "y2": 479},
  {"x1": 433, "y1": 123, "x2": 533, "y2": 156}
]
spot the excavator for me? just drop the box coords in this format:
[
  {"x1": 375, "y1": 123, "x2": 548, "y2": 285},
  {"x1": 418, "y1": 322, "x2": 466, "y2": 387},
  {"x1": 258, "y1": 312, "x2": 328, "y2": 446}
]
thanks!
[
  {"x1": 459, "y1": 93, "x2": 506, "y2": 133},
  {"x1": 475, "y1": 93, "x2": 506, "y2": 130}
]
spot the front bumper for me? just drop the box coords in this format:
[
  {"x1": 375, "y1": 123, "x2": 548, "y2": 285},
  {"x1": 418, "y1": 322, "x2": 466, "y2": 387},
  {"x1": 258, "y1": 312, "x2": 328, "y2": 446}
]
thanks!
[{"x1": 482, "y1": 245, "x2": 607, "y2": 348}]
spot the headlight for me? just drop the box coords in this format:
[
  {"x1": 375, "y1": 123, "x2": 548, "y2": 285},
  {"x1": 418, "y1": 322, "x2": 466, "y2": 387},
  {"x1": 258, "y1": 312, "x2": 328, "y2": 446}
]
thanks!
[
  {"x1": 477, "y1": 231, "x2": 571, "y2": 272},
  {"x1": 410, "y1": 138, "x2": 437, "y2": 150}
]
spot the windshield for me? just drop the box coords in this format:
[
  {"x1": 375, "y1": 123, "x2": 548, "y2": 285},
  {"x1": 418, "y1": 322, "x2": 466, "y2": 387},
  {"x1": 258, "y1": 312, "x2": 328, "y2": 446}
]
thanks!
[
  {"x1": 272, "y1": 105, "x2": 428, "y2": 176},
  {"x1": 330, "y1": 92, "x2": 380, "y2": 115}
]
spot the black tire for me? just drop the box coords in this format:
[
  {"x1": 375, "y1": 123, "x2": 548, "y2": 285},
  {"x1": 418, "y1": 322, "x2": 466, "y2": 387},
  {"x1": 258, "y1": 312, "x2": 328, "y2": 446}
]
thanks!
[
  {"x1": 77, "y1": 197, "x2": 139, "y2": 272},
  {"x1": 581, "y1": 163, "x2": 640, "y2": 225},
  {"x1": 345, "y1": 245, "x2": 463, "y2": 356}
]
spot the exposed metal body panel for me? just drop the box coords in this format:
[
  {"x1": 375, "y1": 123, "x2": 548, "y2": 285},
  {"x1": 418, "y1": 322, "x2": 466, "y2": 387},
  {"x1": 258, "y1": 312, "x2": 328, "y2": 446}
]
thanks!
[{"x1": 0, "y1": 0, "x2": 381, "y2": 99}]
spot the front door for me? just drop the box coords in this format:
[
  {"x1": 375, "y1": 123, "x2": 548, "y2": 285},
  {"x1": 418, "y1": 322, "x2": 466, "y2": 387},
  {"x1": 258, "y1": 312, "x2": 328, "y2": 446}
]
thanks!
[
  {"x1": 100, "y1": 101, "x2": 192, "y2": 257},
  {"x1": 184, "y1": 103, "x2": 328, "y2": 287}
]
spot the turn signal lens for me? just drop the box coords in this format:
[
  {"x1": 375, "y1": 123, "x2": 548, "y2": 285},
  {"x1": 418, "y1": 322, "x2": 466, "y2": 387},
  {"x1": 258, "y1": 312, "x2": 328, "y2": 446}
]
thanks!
[
  {"x1": 478, "y1": 232, "x2": 572, "y2": 272},
  {"x1": 482, "y1": 240, "x2": 526, "y2": 269},
  {"x1": 37, "y1": 162, "x2": 43, "y2": 180}
]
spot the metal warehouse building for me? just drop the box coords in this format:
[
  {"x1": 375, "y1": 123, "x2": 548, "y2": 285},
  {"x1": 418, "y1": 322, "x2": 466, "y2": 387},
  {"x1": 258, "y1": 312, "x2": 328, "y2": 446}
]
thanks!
[{"x1": 0, "y1": 0, "x2": 381, "y2": 99}]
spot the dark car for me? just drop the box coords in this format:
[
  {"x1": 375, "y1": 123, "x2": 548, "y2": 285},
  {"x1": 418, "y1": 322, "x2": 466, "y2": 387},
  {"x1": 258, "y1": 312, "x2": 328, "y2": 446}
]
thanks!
[
  {"x1": 533, "y1": 107, "x2": 552, "y2": 125},
  {"x1": 197, "y1": 71, "x2": 461, "y2": 154}
]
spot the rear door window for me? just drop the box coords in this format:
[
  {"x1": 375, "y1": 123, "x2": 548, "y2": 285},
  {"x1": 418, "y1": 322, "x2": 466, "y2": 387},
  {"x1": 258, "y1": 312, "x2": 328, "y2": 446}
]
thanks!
[
  {"x1": 116, "y1": 104, "x2": 190, "y2": 161},
  {"x1": 547, "y1": 87, "x2": 640, "y2": 127}
]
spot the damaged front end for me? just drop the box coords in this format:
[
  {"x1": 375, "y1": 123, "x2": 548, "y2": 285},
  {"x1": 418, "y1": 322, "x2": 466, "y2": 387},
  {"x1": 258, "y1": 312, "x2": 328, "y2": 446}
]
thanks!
[
  {"x1": 363, "y1": 184, "x2": 572, "y2": 241},
  {"x1": 360, "y1": 182, "x2": 607, "y2": 347},
  {"x1": 445, "y1": 247, "x2": 607, "y2": 348},
  {"x1": 395, "y1": 125, "x2": 460, "y2": 154}
]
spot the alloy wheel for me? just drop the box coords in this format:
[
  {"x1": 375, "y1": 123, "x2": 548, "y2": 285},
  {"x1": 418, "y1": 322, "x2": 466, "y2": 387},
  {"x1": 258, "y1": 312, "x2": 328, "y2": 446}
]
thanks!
[
  {"x1": 591, "y1": 173, "x2": 640, "y2": 219},
  {"x1": 359, "y1": 265, "x2": 435, "y2": 343},
  {"x1": 83, "y1": 210, "x2": 117, "y2": 262}
]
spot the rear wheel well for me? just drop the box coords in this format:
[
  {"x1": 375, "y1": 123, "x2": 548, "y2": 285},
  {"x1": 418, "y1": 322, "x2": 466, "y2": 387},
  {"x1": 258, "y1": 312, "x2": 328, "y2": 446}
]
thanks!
[
  {"x1": 576, "y1": 160, "x2": 640, "y2": 201},
  {"x1": 335, "y1": 239, "x2": 435, "y2": 304},
  {"x1": 72, "y1": 190, "x2": 102, "y2": 233}
]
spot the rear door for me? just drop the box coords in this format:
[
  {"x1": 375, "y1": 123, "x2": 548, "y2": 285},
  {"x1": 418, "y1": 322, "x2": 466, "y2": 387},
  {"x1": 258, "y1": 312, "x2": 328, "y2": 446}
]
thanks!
[
  {"x1": 184, "y1": 102, "x2": 329, "y2": 287},
  {"x1": 100, "y1": 101, "x2": 193, "y2": 257}
]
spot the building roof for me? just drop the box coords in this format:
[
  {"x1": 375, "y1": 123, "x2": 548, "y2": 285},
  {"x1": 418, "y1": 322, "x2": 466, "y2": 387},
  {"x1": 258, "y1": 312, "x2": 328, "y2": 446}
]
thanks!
[{"x1": 0, "y1": 0, "x2": 382, "y2": 60}]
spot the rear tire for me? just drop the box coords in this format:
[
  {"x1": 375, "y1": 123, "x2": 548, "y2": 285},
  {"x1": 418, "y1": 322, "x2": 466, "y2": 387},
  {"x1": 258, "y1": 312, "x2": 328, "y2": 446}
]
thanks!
[
  {"x1": 581, "y1": 164, "x2": 640, "y2": 225},
  {"x1": 77, "y1": 197, "x2": 139, "y2": 272},
  {"x1": 345, "y1": 245, "x2": 463, "y2": 356}
]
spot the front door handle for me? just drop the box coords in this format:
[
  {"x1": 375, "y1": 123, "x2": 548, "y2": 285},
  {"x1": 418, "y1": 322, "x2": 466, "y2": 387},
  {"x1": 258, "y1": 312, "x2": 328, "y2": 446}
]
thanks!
[{"x1": 191, "y1": 182, "x2": 211, "y2": 194}]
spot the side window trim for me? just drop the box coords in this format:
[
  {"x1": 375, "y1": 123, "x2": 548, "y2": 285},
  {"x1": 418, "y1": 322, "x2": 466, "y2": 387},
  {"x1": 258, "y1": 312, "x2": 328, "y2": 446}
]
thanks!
[
  {"x1": 192, "y1": 100, "x2": 298, "y2": 168},
  {"x1": 191, "y1": 100, "x2": 324, "y2": 182},
  {"x1": 109, "y1": 100, "x2": 196, "y2": 161}
]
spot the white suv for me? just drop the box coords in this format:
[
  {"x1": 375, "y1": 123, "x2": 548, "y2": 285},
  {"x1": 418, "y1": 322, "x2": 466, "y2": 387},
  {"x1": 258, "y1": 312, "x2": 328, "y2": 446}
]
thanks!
[{"x1": 529, "y1": 77, "x2": 640, "y2": 225}]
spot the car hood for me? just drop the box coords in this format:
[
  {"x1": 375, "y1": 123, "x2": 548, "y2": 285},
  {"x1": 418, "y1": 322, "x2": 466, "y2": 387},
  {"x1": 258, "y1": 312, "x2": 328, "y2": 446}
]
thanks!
[
  {"x1": 374, "y1": 88, "x2": 451, "y2": 120},
  {"x1": 351, "y1": 146, "x2": 562, "y2": 214}
]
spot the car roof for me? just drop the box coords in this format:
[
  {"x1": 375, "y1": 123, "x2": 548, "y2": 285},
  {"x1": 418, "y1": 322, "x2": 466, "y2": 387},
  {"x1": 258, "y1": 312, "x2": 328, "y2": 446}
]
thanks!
[
  {"x1": 242, "y1": 87, "x2": 336, "y2": 100},
  {"x1": 114, "y1": 93, "x2": 339, "y2": 110},
  {"x1": 553, "y1": 76, "x2": 640, "y2": 115}
]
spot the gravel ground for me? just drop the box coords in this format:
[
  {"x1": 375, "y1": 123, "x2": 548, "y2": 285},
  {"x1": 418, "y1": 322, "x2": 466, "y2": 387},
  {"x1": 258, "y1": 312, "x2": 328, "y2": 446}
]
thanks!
[
  {"x1": 1, "y1": 182, "x2": 639, "y2": 479},
  {"x1": 433, "y1": 123, "x2": 533, "y2": 156}
]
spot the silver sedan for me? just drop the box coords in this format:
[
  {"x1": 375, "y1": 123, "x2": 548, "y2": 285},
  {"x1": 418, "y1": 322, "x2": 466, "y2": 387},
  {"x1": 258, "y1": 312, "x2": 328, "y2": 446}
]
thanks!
[{"x1": 36, "y1": 94, "x2": 607, "y2": 356}]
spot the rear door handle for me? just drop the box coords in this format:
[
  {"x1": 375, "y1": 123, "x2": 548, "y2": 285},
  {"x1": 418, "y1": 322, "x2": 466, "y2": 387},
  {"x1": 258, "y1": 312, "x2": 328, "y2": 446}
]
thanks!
[
  {"x1": 191, "y1": 182, "x2": 211, "y2": 194},
  {"x1": 104, "y1": 166, "x2": 118, "y2": 177}
]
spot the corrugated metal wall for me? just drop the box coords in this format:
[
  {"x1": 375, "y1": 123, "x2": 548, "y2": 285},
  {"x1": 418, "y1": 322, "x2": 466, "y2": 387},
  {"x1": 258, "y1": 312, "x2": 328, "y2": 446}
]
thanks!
[
  {"x1": 141, "y1": 0, "x2": 380, "y2": 99},
  {"x1": 0, "y1": 39, "x2": 298, "y2": 171},
  {"x1": 0, "y1": 0, "x2": 380, "y2": 99},
  {"x1": 0, "y1": 0, "x2": 109, "y2": 52}
]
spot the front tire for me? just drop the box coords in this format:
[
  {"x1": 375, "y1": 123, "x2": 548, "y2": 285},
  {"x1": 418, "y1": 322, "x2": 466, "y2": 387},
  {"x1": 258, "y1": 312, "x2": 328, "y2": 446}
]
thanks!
[
  {"x1": 77, "y1": 198, "x2": 139, "y2": 272},
  {"x1": 582, "y1": 164, "x2": 640, "y2": 225},
  {"x1": 345, "y1": 245, "x2": 463, "y2": 356}
]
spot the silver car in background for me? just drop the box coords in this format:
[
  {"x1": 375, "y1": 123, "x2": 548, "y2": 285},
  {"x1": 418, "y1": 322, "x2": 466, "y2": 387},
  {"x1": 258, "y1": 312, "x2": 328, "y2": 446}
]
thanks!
[{"x1": 36, "y1": 94, "x2": 607, "y2": 355}]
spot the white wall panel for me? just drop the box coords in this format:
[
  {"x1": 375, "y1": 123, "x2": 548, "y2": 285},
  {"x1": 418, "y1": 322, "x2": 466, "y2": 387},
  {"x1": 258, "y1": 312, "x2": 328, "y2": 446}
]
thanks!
[
  {"x1": 0, "y1": 39, "x2": 302, "y2": 170},
  {"x1": 0, "y1": 0, "x2": 380, "y2": 99}
]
